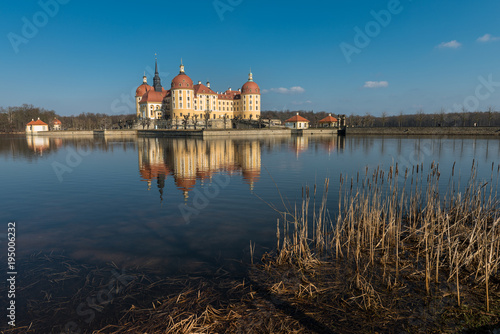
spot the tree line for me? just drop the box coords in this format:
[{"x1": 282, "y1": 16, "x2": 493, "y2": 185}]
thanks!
[
  {"x1": 3, "y1": 105, "x2": 499, "y2": 132},
  {"x1": 262, "y1": 108, "x2": 500, "y2": 127},
  {"x1": 0, "y1": 104, "x2": 136, "y2": 132},
  {"x1": 261, "y1": 110, "x2": 339, "y2": 127}
]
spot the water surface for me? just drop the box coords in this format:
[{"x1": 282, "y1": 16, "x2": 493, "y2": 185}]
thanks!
[{"x1": 0, "y1": 134, "x2": 498, "y2": 274}]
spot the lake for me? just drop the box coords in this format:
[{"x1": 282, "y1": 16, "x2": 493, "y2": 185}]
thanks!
[
  {"x1": 1, "y1": 134, "x2": 499, "y2": 273},
  {"x1": 0, "y1": 133, "x2": 499, "y2": 331}
]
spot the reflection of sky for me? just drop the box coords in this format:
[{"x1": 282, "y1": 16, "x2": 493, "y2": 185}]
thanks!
[{"x1": 0, "y1": 135, "x2": 498, "y2": 275}]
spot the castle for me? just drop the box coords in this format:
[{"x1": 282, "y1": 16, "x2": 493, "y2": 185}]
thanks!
[{"x1": 135, "y1": 59, "x2": 261, "y2": 122}]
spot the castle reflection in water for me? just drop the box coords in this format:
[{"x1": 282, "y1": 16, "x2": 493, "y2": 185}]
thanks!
[
  {"x1": 138, "y1": 138, "x2": 262, "y2": 200},
  {"x1": 19, "y1": 134, "x2": 343, "y2": 199},
  {"x1": 137, "y1": 136, "x2": 344, "y2": 200}
]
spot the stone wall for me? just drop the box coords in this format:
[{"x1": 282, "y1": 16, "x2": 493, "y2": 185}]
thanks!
[
  {"x1": 202, "y1": 129, "x2": 291, "y2": 137},
  {"x1": 31, "y1": 130, "x2": 95, "y2": 136},
  {"x1": 94, "y1": 130, "x2": 138, "y2": 137},
  {"x1": 346, "y1": 127, "x2": 500, "y2": 136},
  {"x1": 295, "y1": 128, "x2": 339, "y2": 135},
  {"x1": 137, "y1": 130, "x2": 204, "y2": 138}
]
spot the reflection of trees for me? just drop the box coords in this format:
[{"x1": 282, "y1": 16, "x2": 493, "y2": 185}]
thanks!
[{"x1": 0, "y1": 135, "x2": 137, "y2": 160}]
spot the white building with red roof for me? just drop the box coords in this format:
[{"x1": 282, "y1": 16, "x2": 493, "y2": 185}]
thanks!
[
  {"x1": 285, "y1": 113, "x2": 310, "y2": 129},
  {"x1": 51, "y1": 118, "x2": 62, "y2": 130},
  {"x1": 135, "y1": 59, "x2": 261, "y2": 121},
  {"x1": 318, "y1": 114, "x2": 338, "y2": 127},
  {"x1": 26, "y1": 118, "x2": 49, "y2": 133}
]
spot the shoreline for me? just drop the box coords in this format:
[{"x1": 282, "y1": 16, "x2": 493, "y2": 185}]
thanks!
[
  {"x1": 347, "y1": 126, "x2": 500, "y2": 136},
  {"x1": 4, "y1": 126, "x2": 500, "y2": 137},
  {"x1": 11, "y1": 128, "x2": 341, "y2": 138}
]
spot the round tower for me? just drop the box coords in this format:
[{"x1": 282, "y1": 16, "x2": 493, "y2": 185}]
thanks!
[
  {"x1": 135, "y1": 72, "x2": 153, "y2": 117},
  {"x1": 239, "y1": 70, "x2": 260, "y2": 120},
  {"x1": 170, "y1": 61, "x2": 195, "y2": 119}
]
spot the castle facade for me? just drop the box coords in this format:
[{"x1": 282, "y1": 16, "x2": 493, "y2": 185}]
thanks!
[{"x1": 135, "y1": 60, "x2": 261, "y2": 121}]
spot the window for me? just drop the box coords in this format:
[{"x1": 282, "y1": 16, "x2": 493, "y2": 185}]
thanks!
[
  {"x1": 179, "y1": 96, "x2": 182, "y2": 101},
  {"x1": 187, "y1": 96, "x2": 190, "y2": 101},
  {"x1": 180, "y1": 113, "x2": 183, "y2": 116},
  {"x1": 180, "y1": 103, "x2": 183, "y2": 108},
  {"x1": 187, "y1": 103, "x2": 190, "y2": 108}
]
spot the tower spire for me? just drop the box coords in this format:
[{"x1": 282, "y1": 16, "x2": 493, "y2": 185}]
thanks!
[
  {"x1": 180, "y1": 59, "x2": 185, "y2": 74},
  {"x1": 153, "y1": 54, "x2": 162, "y2": 92},
  {"x1": 248, "y1": 68, "x2": 253, "y2": 82},
  {"x1": 155, "y1": 53, "x2": 158, "y2": 75}
]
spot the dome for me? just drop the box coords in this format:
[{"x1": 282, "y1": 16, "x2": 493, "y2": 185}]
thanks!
[
  {"x1": 136, "y1": 84, "x2": 153, "y2": 97},
  {"x1": 241, "y1": 81, "x2": 260, "y2": 94},
  {"x1": 171, "y1": 73, "x2": 194, "y2": 89}
]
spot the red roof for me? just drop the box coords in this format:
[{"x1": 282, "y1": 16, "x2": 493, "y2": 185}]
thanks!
[
  {"x1": 52, "y1": 119, "x2": 62, "y2": 125},
  {"x1": 136, "y1": 83, "x2": 153, "y2": 97},
  {"x1": 175, "y1": 176, "x2": 196, "y2": 192},
  {"x1": 194, "y1": 83, "x2": 217, "y2": 96},
  {"x1": 319, "y1": 115, "x2": 338, "y2": 123},
  {"x1": 27, "y1": 119, "x2": 48, "y2": 126},
  {"x1": 171, "y1": 73, "x2": 194, "y2": 89},
  {"x1": 242, "y1": 170, "x2": 260, "y2": 183},
  {"x1": 285, "y1": 115, "x2": 310, "y2": 123},
  {"x1": 241, "y1": 81, "x2": 260, "y2": 94},
  {"x1": 140, "y1": 163, "x2": 170, "y2": 181},
  {"x1": 212, "y1": 89, "x2": 242, "y2": 100},
  {"x1": 140, "y1": 90, "x2": 168, "y2": 103}
]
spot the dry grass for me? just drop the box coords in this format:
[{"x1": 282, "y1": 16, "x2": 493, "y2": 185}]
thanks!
[{"x1": 258, "y1": 160, "x2": 500, "y2": 332}]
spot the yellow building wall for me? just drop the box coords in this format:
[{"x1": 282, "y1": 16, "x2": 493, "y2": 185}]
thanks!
[
  {"x1": 170, "y1": 89, "x2": 196, "y2": 119},
  {"x1": 239, "y1": 94, "x2": 261, "y2": 120}
]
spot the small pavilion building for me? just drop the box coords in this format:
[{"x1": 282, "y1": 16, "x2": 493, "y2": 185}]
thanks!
[
  {"x1": 285, "y1": 113, "x2": 310, "y2": 129},
  {"x1": 318, "y1": 114, "x2": 338, "y2": 127},
  {"x1": 26, "y1": 118, "x2": 49, "y2": 133},
  {"x1": 52, "y1": 118, "x2": 62, "y2": 130}
]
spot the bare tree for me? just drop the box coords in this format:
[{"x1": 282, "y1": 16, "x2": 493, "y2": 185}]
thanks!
[
  {"x1": 416, "y1": 109, "x2": 425, "y2": 127},
  {"x1": 204, "y1": 109, "x2": 212, "y2": 129},
  {"x1": 363, "y1": 112, "x2": 374, "y2": 127},
  {"x1": 182, "y1": 115, "x2": 189, "y2": 130},
  {"x1": 193, "y1": 114, "x2": 198, "y2": 130},
  {"x1": 381, "y1": 111, "x2": 387, "y2": 127},
  {"x1": 398, "y1": 111, "x2": 404, "y2": 128},
  {"x1": 223, "y1": 114, "x2": 228, "y2": 129},
  {"x1": 487, "y1": 106, "x2": 494, "y2": 126},
  {"x1": 140, "y1": 118, "x2": 150, "y2": 130},
  {"x1": 460, "y1": 107, "x2": 468, "y2": 126}
]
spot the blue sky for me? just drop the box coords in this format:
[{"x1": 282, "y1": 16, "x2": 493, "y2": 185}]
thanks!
[{"x1": 1, "y1": 0, "x2": 500, "y2": 117}]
